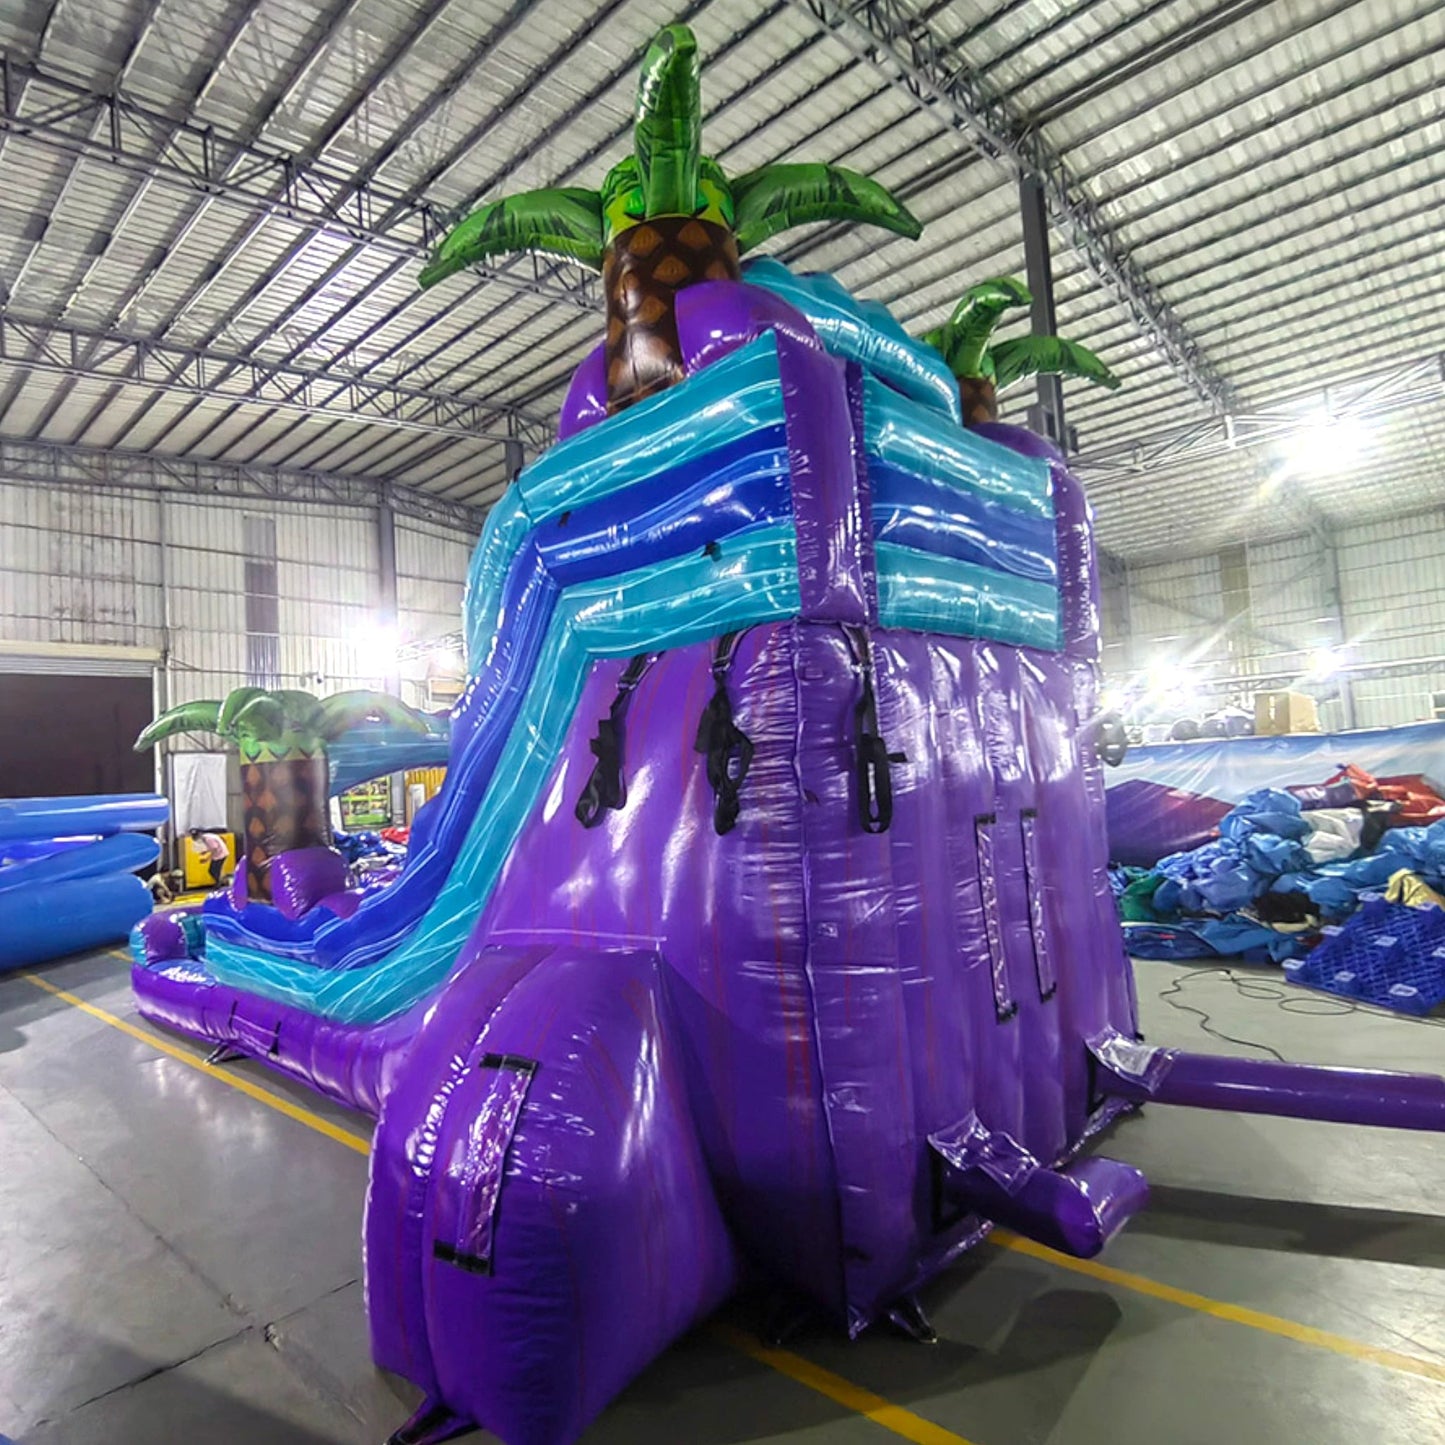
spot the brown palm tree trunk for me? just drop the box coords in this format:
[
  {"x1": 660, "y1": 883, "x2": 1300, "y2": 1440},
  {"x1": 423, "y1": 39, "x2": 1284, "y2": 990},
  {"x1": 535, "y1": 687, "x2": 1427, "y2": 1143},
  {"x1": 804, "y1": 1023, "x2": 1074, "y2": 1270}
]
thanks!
[
  {"x1": 602, "y1": 216, "x2": 740, "y2": 414},
  {"x1": 958, "y1": 375, "x2": 999, "y2": 427},
  {"x1": 240, "y1": 756, "x2": 330, "y2": 902}
]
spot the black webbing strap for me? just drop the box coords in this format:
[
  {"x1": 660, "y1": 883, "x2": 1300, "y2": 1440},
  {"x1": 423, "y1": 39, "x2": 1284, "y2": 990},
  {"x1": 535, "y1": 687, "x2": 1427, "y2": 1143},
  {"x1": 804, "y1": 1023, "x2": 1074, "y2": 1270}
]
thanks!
[
  {"x1": 844, "y1": 626, "x2": 905, "y2": 835},
  {"x1": 694, "y1": 631, "x2": 754, "y2": 836},
  {"x1": 574, "y1": 652, "x2": 653, "y2": 827}
]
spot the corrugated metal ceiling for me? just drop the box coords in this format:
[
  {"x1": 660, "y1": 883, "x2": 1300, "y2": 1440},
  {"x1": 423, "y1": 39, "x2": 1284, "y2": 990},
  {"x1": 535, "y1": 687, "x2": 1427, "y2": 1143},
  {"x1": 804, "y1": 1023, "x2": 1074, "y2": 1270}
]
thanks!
[{"x1": 0, "y1": 0, "x2": 1440, "y2": 557}]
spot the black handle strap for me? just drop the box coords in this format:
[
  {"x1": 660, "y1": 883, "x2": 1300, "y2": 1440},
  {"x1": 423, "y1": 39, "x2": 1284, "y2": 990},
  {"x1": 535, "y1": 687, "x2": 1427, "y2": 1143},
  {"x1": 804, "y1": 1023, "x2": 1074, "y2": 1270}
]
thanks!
[
  {"x1": 1095, "y1": 712, "x2": 1129, "y2": 768},
  {"x1": 844, "y1": 626, "x2": 905, "y2": 835},
  {"x1": 575, "y1": 653, "x2": 653, "y2": 828},
  {"x1": 694, "y1": 631, "x2": 754, "y2": 835}
]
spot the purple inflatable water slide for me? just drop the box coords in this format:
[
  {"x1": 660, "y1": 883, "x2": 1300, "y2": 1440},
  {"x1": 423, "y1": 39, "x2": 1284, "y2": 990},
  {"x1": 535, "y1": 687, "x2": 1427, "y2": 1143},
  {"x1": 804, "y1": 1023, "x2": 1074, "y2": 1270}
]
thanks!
[{"x1": 131, "y1": 265, "x2": 1445, "y2": 1445}]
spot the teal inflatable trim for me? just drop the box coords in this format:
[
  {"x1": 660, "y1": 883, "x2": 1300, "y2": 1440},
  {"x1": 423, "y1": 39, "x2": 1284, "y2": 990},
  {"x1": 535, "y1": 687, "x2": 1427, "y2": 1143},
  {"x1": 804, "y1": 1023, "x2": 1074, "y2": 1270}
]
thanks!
[
  {"x1": 864, "y1": 376, "x2": 1053, "y2": 521},
  {"x1": 742, "y1": 257, "x2": 962, "y2": 425},
  {"x1": 517, "y1": 334, "x2": 784, "y2": 520},
  {"x1": 465, "y1": 333, "x2": 784, "y2": 667},
  {"x1": 206, "y1": 524, "x2": 801, "y2": 1022},
  {"x1": 876, "y1": 542, "x2": 1062, "y2": 651},
  {"x1": 464, "y1": 485, "x2": 535, "y2": 669}
]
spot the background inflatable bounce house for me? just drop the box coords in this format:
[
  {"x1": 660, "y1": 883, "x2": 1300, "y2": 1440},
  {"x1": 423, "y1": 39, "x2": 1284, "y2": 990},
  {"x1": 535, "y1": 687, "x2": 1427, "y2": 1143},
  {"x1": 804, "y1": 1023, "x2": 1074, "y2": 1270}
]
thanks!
[
  {"x1": 1, "y1": 793, "x2": 163, "y2": 972},
  {"x1": 128, "y1": 25, "x2": 1445, "y2": 1445}
]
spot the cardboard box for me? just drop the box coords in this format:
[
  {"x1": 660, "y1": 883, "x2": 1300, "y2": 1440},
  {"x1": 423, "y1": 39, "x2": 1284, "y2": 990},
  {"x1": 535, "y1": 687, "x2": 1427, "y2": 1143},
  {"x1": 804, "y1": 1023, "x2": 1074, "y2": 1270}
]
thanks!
[{"x1": 1254, "y1": 690, "x2": 1320, "y2": 736}]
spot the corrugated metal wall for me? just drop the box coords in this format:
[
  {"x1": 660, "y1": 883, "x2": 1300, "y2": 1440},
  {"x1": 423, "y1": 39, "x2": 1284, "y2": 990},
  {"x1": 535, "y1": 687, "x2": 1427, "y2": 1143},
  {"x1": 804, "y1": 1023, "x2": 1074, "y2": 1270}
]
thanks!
[
  {"x1": 1103, "y1": 512, "x2": 1445, "y2": 731},
  {"x1": 396, "y1": 515, "x2": 475, "y2": 647},
  {"x1": 0, "y1": 485, "x2": 164, "y2": 647},
  {"x1": 0, "y1": 479, "x2": 477, "y2": 709},
  {"x1": 1336, "y1": 515, "x2": 1445, "y2": 729}
]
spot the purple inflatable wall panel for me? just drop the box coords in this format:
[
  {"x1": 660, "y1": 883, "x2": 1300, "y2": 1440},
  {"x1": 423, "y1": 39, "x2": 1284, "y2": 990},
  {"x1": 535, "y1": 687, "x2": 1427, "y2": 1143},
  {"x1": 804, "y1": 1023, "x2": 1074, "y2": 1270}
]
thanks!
[
  {"x1": 479, "y1": 627, "x2": 846, "y2": 1315},
  {"x1": 476, "y1": 607, "x2": 1136, "y2": 1335},
  {"x1": 129, "y1": 278, "x2": 1157, "y2": 1444},
  {"x1": 367, "y1": 948, "x2": 739, "y2": 1445}
]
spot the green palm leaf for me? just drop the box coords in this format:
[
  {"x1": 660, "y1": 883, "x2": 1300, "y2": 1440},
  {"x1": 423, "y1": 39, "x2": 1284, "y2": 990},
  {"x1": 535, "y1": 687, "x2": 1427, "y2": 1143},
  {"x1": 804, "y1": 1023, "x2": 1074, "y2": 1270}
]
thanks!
[
  {"x1": 271, "y1": 689, "x2": 327, "y2": 733},
  {"x1": 731, "y1": 163, "x2": 922, "y2": 254},
  {"x1": 938, "y1": 277, "x2": 1032, "y2": 378},
  {"x1": 989, "y1": 335, "x2": 1120, "y2": 392},
  {"x1": 634, "y1": 24, "x2": 701, "y2": 218},
  {"x1": 217, "y1": 685, "x2": 269, "y2": 735},
  {"x1": 418, "y1": 188, "x2": 606, "y2": 288},
  {"x1": 314, "y1": 691, "x2": 431, "y2": 743},
  {"x1": 228, "y1": 693, "x2": 289, "y2": 744},
  {"x1": 134, "y1": 700, "x2": 222, "y2": 752}
]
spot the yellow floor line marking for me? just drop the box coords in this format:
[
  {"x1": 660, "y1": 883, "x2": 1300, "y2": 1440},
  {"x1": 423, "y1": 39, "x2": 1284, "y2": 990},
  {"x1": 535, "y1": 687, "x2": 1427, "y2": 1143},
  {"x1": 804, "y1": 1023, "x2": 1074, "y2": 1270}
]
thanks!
[
  {"x1": 32, "y1": 963, "x2": 1445, "y2": 1399},
  {"x1": 710, "y1": 1323, "x2": 975, "y2": 1444},
  {"x1": 29, "y1": 964, "x2": 962, "y2": 1441},
  {"x1": 991, "y1": 1229, "x2": 1445, "y2": 1385},
  {"x1": 20, "y1": 972, "x2": 371, "y2": 1157}
]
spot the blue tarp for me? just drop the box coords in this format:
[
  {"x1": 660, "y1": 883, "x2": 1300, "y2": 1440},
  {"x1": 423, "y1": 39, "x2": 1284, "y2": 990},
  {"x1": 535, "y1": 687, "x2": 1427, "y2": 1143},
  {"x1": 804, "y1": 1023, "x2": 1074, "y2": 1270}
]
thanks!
[{"x1": 1105, "y1": 720, "x2": 1445, "y2": 867}]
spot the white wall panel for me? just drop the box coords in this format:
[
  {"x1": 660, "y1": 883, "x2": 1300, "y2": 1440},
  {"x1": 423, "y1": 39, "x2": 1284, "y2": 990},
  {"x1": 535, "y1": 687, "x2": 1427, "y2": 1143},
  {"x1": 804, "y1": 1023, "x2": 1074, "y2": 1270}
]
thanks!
[
  {"x1": 0, "y1": 477, "x2": 477, "y2": 724},
  {"x1": 1105, "y1": 512, "x2": 1445, "y2": 730},
  {"x1": 396, "y1": 514, "x2": 475, "y2": 644}
]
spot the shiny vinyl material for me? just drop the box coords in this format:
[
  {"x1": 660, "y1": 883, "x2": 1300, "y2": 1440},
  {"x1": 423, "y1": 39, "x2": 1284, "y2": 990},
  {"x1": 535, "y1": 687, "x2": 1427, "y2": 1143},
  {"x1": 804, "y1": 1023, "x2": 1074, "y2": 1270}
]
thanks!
[
  {"x1": 129, "y1": 266, "x2": 1445, "y2": 1445},
  {"x1": 2, "y1": 872, "x2": 153, "y2": 972},
  {"x1": 1, "y1": 794, "x2": 163, "y2": 971},
  {"x1": 0, "y1": 792, "x2": 168, "y2": 844}
]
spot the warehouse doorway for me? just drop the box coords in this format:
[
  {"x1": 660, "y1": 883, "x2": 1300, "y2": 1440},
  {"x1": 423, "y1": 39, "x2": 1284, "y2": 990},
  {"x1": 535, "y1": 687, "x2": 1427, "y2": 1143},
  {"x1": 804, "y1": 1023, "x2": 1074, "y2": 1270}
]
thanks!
[{"x1": 0, "y1": 671, "x2": 155, "y2": 799}]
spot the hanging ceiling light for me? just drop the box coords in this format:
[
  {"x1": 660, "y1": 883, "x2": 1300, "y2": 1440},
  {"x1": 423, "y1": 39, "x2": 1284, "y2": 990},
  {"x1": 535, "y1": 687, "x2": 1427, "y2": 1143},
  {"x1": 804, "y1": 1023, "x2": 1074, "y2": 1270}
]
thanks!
[{"x1": 1278, "y1": 414, "x2": 1368, "y2": 478}]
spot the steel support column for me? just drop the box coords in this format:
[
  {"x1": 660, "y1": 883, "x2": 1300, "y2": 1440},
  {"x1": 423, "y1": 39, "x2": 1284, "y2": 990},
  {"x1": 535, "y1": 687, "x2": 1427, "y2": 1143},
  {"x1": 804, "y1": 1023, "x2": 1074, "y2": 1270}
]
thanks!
[
  {"x1": 377, "y1": 487, "x2": 402, "y2": 733},
  {"x1": 378, "y1": 489, "x2": 400, "y2": 635},
  {"x1": 1020, "y1": 173, "x2": 1066, "y2": 451},
  {"x1": 1317, "y1": 534, "x2": 1356, "y2": 730},
  {"x1": 1097, "y1": 548, "x2": 1134, "y2": 673}
]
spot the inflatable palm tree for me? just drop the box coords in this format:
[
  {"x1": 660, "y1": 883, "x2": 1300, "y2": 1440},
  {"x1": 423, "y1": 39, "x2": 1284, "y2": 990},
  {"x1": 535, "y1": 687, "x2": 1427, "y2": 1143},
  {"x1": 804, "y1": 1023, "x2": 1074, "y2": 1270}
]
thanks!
[
  {"x1": 136, "y1": 687, "x2": 427, "y2": 901},
  {"x1": 924, "y1": 276, "x2": 1120, "y2": 427},
  {"x1": 419, "y1": 24, "x2": 921, "y2": 413}
]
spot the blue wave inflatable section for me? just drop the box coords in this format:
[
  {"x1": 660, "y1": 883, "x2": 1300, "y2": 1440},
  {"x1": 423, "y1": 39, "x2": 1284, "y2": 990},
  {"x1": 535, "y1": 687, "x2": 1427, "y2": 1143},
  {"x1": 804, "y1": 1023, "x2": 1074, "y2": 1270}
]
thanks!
[
  {"x1": 0, "y1": 832, "x2": 158, "y2": 892},
  {"x1": 742, "y1": 256, "x2": 962, "y2": 425},
  {"x1": 0, "y1": 793, "x2": 168, "y2": 846},
  {"x1": 864, "y1": 373, "x2": 1060, "y2": 648},
  {"x1": 862, "y1": 375, "x2": 1053, "y2": 519},
  {"x1": 204, "y1": 339, "x2": 793, "y2": 966},
  {"x1": 1, "y1": 873, "x2": 153, "y2": 973},
  {"x1": 0, "y1": 794, "x2": 164, "y2": 971},
  {"x1": 205, "y1": 527, "x2": 801, "y2": 1018},
  {"x1": 197, "y1": 268, "x2": 1063, "y2": 1020}
]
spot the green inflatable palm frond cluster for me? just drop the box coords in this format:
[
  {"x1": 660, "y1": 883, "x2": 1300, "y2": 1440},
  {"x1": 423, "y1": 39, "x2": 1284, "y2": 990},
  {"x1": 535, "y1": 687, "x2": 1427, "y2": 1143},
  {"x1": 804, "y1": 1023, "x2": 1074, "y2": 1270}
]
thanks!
[
  {"x1": 417, "y1": 23, "x2": 921, "y2": 289},
  {"x1": 923, "y1": 276, "x2": 1120, "y2": 395}
]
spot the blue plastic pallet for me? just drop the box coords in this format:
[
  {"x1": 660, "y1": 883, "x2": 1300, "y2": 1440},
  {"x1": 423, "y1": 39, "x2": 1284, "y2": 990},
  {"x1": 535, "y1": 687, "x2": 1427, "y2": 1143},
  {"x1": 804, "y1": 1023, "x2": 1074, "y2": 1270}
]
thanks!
[{"x1": 1284, "y1": 896, "x2": 1445, "y2": 1017}]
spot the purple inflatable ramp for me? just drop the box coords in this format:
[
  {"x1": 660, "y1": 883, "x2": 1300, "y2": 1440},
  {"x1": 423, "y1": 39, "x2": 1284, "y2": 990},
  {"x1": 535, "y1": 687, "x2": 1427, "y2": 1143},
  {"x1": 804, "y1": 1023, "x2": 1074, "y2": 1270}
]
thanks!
[
  {"x1": 367, "y1": 946, "x2": 739, "y2": 1445},
  {"x1": 929, "y1": 1113, "x2": 1147, "y2": 1259},
  {"x1": 1091, "y1": 1030, "x2": 1445, "y2": 1132}
]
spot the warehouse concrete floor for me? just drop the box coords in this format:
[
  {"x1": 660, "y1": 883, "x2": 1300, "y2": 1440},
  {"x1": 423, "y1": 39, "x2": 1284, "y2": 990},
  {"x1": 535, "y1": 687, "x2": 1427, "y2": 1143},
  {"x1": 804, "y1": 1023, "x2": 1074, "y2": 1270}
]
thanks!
[{"x1": 1, "y1": 951, "x2": 1441, "y2": 1445}]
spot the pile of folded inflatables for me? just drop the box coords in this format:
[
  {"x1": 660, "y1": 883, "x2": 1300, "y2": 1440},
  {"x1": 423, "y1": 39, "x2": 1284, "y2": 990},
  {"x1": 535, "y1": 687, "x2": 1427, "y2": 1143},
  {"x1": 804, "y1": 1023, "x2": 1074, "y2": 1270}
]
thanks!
[
  {"x1": 332, "y1": 829, "x2": 389, "y2": 866},
  {"x1": 1114, "y1": 767, "x2": 1445, "y2": 967}
]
